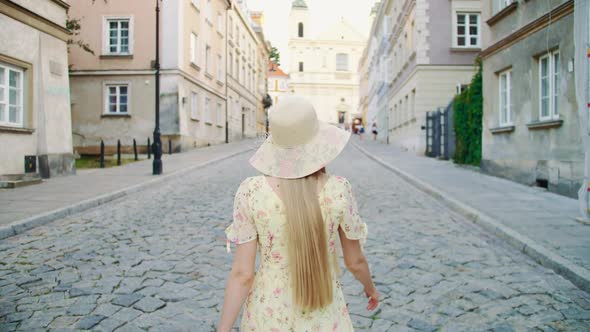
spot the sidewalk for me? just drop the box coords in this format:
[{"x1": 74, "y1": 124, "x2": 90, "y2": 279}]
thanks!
[
  {"x1": 0, "y1": 139, "x2": 256, "y2": 240},
  {"x1": 352, "y1": 137, "x2": 590, "y2": 293}
]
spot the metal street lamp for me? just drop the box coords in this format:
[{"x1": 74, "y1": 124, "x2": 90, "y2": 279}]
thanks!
[{"x1": 152, "y1": 0, "x2": 163, "y2": 175}]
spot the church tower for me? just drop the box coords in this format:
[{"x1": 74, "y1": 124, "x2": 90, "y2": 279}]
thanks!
[{"x1": 290, "y1": 0, "x2": 309, "y2": 40}]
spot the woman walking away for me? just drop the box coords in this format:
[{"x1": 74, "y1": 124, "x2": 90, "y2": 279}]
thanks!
[
  {"x1": 218, "y1": 96, "x2": 379, "y2": 331},
  {"x1": 372, "y1": 122, "x2": 378, "y2": 141},
  {"x1": 357, "y1": 122, "x2": 365, "y2": 141}
]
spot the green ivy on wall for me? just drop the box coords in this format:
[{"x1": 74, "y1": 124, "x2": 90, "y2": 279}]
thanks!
[{"x1": 453, "y1": 58, "x2": 483, "y2": 165}]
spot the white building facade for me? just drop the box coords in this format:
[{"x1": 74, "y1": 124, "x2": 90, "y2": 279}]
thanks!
[
  {"x1": 268, "y1": 62, "x2": 290, "y2": 109},
  {"x1": 363, "y1": 0, "x2": 481, "y2": 153},
  {"x1": 288, "y1": 0, "x2": 365, "y2": 126}
]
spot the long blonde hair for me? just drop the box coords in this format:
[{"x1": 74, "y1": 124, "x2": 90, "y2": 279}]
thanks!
[{"x1": 279, "y1": 168, "x2": 333, "y2": 311}]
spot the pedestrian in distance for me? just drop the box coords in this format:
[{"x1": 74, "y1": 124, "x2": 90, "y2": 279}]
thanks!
[
  {"x1": 372, "y1": 122, "x2": 378, "y2": 141},
  {"x1": 218, "y1": 96, "x2": 379, "y2": 332},
  {"x1": 357, "y1": 122, "x2": 365, "y2": 141}
]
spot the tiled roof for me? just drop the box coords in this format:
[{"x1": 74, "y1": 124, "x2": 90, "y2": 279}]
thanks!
[{"x1": 268, "y1": 62, "x2": 289, "y2": 77}]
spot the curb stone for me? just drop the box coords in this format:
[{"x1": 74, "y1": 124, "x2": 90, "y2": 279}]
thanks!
[
  {"x1": 0, "y1": 147, "x2": 254, "y2": 241},
  {"x1": 351, "y1": 141, "x2": 590, "y2": 294}
]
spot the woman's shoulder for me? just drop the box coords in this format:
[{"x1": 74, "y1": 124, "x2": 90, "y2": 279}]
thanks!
[
  {"x1": 327, "y1": 174, "x2": 354, "y2": 192},
  {"x1": 236, "y1": 176, "x2": 265, "y2": 192}
]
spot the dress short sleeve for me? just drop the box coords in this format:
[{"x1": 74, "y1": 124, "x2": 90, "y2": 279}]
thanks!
[
  {"x1": 339, "y1": 178, "x2": 368, "y2": 246},
  {"x1": 225, "y1": 178, "x2": 258, "y2": 250}
]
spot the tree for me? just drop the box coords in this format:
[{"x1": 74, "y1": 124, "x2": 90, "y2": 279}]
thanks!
[
  {"x1": 269, "y1": 46, "x2": 280, "y2": 66},
  {"x1": 66, "y1": 0, "x2": 107, "y2": 55}
]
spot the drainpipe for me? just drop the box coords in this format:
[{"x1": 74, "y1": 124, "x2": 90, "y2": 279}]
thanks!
[
  {"x1": 225, "y1": 1, "x2": 231, "y2": 143},
  {"x1": 574, "y1": 0, "x2": 590, "y2": 221}
]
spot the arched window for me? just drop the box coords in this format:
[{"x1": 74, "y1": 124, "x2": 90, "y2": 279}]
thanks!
[{"x1": 298, "y1": 22, "x2": 304, "y2": 38}]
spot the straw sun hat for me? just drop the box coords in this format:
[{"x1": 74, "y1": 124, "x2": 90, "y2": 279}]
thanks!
[{"x1": 249, "y1": 96, "x2": 351, "y2": 179}]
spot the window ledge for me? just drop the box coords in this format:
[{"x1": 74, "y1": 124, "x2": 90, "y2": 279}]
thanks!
[
  {"x1": 228, "y1": 39, "x2": 235, "y2": 47},
  {"x1": 205, "y1": 122, "x2": 213, "y2": 126},
  {"x1": 190, "y1": 63, "x2": 201, "y2": 71},
  {"x1": 190, "y1": 2, "x2": 200, "y2": 12},
  {"x1": 217, "y1": 31, "x2": 224, "y2": 38},
  {"x1": 490, "y1": 125, "x2": 515, "y2": 134},
  {"x1": 101, "y1": 113, "x2": 131, "y2": 118},
  {"x1": 0, "y1": 126, "x2": 35, "y2": 134},
  {"x1": 487, "y1": 2, "x2": 518, "y2": 27},
  {"x1": 205, "y1": 72, "x2": 214, "y2": 80},
  {"x1": 451, "y1": 47, "x2": 481, "y2": 52},
  {"x1": 100, "y1": 54, "x2": 133, "y2": 59},
  {"x1": 190, "y1": 118, "x2": 200, "y2": 122},
  {"x1": 216, "y1": 80, "x2": 224, "y2": 86},
  {"x1": 526, "y1": 119, "x2": 563, "y2": 130},
  {"x1": 216, "y1": 124, "x2": 224, "y2": 128}
]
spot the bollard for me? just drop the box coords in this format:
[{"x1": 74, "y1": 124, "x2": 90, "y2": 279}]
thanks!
[
  {"x1": 147, "y1": 138, "x2": 151, "y2": 159},
  {"x1": 100, "y1": 140, "x2": 105, "y2": 168},
  {"x1": 168, "y1": 139, "x2": 172, "y2": 155},
  {"x1": 133, "y1": 139, "x2": 138, "y2": 161},
  {"x1": 117, "y1": 139, "x2": 121, "y2": 166}
]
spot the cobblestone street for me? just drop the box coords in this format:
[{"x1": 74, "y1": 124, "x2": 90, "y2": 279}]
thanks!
[{"x1": 1, "y1": 145, "x2": 590, "y2": 331}]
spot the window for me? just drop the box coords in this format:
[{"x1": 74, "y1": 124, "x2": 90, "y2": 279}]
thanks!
[
  {"x1": 105, "y1": 18, "x2": 132, "y2": 54},
  {"x1": 217, "y1": 13, "x2": 223, "y2": 33},
  {"x1": 274, "y1": 80, "x2": 278, "y2": 91},
  {"x1": 404, "y1": 95, "x2": 409, "y2": 123},
  {"x1": 0, "y1": 63, "x2": 24, "y2": 127},
  {"x1": 229, "y1": 17, "x2": 233, "y2": 38},
  {"x1": 411, "y1": 89, "x2": 416, "y2": 118},
  {"x1": 235, "y1": 56, "x2": 239, "y2": 80},
  {"x1": 299, "y1": 62, "x2": 304, "y2": 72},
  {"x1": 298, "y1": 22, "x2": 304, "y2": 38},
  {"x1": 493, "y1": 0, "x2": 513, "y2": 14},
  {"x1": 217, "y1": 102, "x2": 223, "y2": 126},
  {"x1": 217, "y1": 54, "x2": 223, "y2": 81},
  {"x1": 229, "y1": 52, "x2": 233, "y2": 77},
  {"x1": 205, "y1": 45, "x2": 211, "y2": 74},
  {"x1": 499, "y1": 70, "x2": 512, "y2": 125},
  {"x1": 336, "y1": 53, "x2": 349, "y2": 71},
  {"x1": 191, "y1": 92, "x2": 199, "y2": 120},
  {"x1": 190, "y1": 33, "x2": 198, "y2": 65},
  {"x1": 205, "y1": 97, "x2": 212, "y2": 123},
  {"x1": 456, "y1": 13, "x2": 480, "y2": 48},
  {"x1": 539, "y1": 51, "x2": 560, "y2": 120},
  {"x1": 205, "y1": 0, "x2": 212, "y2": 24},
  {"x1": 105, "y1": 84, "x2": 129, "y2": 114}
]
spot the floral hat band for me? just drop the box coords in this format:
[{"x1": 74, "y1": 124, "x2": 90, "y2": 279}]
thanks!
[{"x1": 249, "y1": 96, "x2": 351, "y2": 179}]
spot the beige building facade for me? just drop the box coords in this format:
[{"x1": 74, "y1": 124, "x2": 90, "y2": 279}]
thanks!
[
  {"x1": 250, "y1": 11, "x2": 271, "y2": 135},
  {"x1": 225, "y1": 1, "x2": 260, "y2": 141},
  {"x1": 69, "y1": 0, "x2": 231, "y2": 154},
  {"x1": 0, "y1": 0, "x2": 74, "y2": 179},
  {"x1": 288, "y1": 0, "x2": 365, "y2": 126},
  {"x1": 363, "y1": 0, "x2": 480, "y2": 152},
  {"x1": 268, "y1": 62, "x2": 290, "y2": 110}
]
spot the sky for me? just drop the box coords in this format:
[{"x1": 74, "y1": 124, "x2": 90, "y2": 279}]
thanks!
[{"x1": 246, "y1": 0, "x2": 376, "y2": 72}]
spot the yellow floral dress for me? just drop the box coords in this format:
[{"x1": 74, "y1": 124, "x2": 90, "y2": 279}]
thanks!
[{"x1": 225, "y1": 175, "x2": 368, "y2": 332}]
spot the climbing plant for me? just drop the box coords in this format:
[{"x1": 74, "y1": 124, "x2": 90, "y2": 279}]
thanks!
[{"x1": 453, "y1": 57, "x2": 483, "y2": 165}]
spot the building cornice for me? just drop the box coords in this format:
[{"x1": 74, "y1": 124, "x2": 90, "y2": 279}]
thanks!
[
  {"x1": 0, "y1": 0, "x2": 71, "y2": 41},
  {"x1": 50, "y1": 0, "x2": 69, "y2": 10},
  {"x1": 480, "y1": 0, "x2": 573, "y2": 59}
]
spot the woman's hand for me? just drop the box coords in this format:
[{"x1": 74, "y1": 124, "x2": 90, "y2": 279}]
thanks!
[{"x1": 364, "y1": 286, "x2": 380, "y2": 311}]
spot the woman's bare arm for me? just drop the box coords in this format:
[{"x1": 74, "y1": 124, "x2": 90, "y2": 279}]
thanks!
[
  {"x1": 217, "y1": 240, "x2": 257, "y2": 332},
  {"x1": 338, "y1": 227, "x2": 379, "y2": 310}
]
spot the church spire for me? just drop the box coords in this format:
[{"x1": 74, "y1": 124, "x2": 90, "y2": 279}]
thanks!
[{"x1": 292, "y1": 0, "x2": 308, "y2": 9}]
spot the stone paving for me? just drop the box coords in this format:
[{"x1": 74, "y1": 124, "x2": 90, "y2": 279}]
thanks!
[{"x1": 0, "y1": 145, "x2": 590, "y2": 331}]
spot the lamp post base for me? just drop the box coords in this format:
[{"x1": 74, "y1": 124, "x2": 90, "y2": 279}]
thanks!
[{"x1": 152, "y1": 159, "x2": 162, "y2": 175}]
